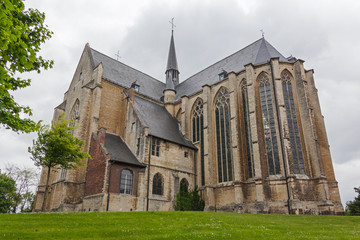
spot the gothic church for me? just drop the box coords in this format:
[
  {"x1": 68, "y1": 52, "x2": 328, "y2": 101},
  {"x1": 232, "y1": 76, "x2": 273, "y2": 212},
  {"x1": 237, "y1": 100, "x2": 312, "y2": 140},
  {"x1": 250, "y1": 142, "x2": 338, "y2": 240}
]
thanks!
[{"x1": 34, "y1": 30, "x2": 343, "y2": 215}]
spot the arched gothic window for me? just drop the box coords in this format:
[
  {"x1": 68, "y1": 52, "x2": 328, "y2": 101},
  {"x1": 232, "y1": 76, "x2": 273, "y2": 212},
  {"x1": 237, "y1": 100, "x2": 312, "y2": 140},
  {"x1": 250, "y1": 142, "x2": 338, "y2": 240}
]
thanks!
[
  {"x1": 69, "y1": 99, "x2": 80, "y2": 129},
  {"x1": 215, "y1": 88, "x2": 233, "y2": 183},
  {"x1": 120, "y1": 169, "x2": 133, "y2": 195},
  {"x1": 241, "y1": 81, "x2": 255, "y2": 178},
  {"x1": 192, "y1": 99, "x2": 205, "y2": 185},
  {"x1": 71, "y1": 99, "x2": 80, "y2": 120},
  {"x1": 180, "y1": 178, "x2": 189, "y2": 192},
  {"x1": 282, "y1": 71, "x2": 306, "y2": 174},
  {"x1": 192, "y1": 99, "x2": 203, "y2": 142},
  {"x1": 152, "y1": 173, "x2": 163, "y2": 195},
  {"x1": 259, "y1": 74, "x2": 281, "y2": 175}
]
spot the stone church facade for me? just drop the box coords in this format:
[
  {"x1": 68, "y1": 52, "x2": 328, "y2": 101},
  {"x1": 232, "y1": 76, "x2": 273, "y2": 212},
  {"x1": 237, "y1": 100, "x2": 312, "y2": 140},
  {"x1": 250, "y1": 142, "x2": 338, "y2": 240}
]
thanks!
[{"x1": 34, "y1": 31, "x2": 343, "y2": 215}]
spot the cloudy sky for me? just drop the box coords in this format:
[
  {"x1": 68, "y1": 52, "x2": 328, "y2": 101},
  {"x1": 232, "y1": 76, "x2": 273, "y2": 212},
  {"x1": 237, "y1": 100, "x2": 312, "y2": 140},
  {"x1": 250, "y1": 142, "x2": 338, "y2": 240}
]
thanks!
[{"x1": 1, "y1": 0, "x2": 359, "y2": 207}]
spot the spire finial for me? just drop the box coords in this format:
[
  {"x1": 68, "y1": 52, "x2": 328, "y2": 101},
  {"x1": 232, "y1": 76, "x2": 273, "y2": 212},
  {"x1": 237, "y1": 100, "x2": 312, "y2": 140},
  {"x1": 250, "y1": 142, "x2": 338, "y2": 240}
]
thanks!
[
  {"x1": 169, "y1": 17, "x2": 176, "y2": 33},
  {"x1": 260, "y1": 29, "x2": 265, "y2": 38}
]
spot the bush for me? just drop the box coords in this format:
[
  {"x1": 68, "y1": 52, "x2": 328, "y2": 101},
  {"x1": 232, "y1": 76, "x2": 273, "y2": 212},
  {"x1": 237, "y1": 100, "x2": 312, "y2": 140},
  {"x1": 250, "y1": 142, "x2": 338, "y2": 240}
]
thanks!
[
  {"x1": 175, "y1": 186, "x2": 205, "y2": 211},
  {"x1": 345, "y1": 187, "x2": 360, "y2": 216}
]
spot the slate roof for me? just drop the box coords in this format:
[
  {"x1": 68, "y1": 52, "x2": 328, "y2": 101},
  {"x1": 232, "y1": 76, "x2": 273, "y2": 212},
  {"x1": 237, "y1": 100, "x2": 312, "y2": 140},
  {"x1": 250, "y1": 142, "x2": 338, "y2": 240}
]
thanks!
[
  {"x1": 89, "y1": 37, "x2": 292, "y2": 102},
  {"x1": 175, "y1": 38, "x2": 292, "y2": 100},
  {"x1": 90, "y1": 48, "x2": 165, "y2": 101},
  {"x1": 133, "y1": 96, "x2": 196, "y2": 150},
  {"x1": 166, "y1": 32, "x2": 179, "y2": 71},
  {"x1": 104, "y1": 133, "x2": 145, "y2": 167}
]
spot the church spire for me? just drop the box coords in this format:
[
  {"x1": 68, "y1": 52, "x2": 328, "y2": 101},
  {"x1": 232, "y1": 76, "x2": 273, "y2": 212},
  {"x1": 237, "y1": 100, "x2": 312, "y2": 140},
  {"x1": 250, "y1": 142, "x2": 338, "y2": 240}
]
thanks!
[{"x1": 165, "y1": 19, "x2": 179, "y2": 91}]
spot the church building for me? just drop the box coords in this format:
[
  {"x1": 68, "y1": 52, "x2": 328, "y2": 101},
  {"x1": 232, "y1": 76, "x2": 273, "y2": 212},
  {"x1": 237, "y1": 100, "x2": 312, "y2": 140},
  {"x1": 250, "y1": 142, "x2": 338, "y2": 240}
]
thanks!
[{"x1": 34, "y1": 29, "x2": 344, "y2": 215}]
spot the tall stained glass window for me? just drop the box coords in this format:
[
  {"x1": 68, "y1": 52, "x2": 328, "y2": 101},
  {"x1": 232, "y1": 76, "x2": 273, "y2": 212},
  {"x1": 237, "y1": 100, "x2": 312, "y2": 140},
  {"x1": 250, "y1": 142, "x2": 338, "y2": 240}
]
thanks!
[
  {"x1": 215, "y1": 88, "x2": 233, "y2": 183},
  {"x1": 282, "y1": 71, "x2": 306, "y2": 174},
  {"x1": 120, "y1": 169, "x2": 133, "y2": 195},
  {"x1": 192, "y1": 99, "x2": 205, "y2": 185},
  {"x1": 259, "y1": 74, "x2": 281, "y2": 175},
  {"x1": 242, "y1": 81, "x2": 255, "y2": 178}
]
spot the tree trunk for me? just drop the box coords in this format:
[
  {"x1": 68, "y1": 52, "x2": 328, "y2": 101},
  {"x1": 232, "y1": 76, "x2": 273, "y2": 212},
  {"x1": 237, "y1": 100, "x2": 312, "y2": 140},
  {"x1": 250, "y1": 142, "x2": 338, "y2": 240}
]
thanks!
[{"x1": 41, "y1": 166, "x2": 51, "y2": 212}]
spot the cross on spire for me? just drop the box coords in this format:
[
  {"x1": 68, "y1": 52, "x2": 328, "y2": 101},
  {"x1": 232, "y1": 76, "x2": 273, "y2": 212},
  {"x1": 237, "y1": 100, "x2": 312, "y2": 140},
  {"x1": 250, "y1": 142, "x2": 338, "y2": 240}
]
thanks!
[
  {"x1": 115, "y1": 50, "x2": 121, "y2": 61},
  {"x1": 169, "y1": 17, "x2": 176, "y2": 33},
  {"x1": 260, "y1": 29, "x2": 265, "y2": 38}
]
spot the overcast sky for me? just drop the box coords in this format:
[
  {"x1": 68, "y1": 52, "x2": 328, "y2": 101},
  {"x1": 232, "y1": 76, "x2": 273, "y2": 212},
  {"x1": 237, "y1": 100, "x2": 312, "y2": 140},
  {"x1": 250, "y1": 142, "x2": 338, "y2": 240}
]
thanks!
[{"x1": 1, "y1": 0, "x2": 359, "y2": 207}]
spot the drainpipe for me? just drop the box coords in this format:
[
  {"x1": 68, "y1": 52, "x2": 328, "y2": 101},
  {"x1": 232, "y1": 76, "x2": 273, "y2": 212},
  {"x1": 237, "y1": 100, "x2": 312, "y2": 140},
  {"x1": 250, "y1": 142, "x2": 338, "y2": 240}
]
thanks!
[
  {"x1": 270, "y1": 60, "x2": 292, "y2": 214},
  {"x1": 106, "y1": 161, "x2": 113, "y2": 211},
  {"x1": 146, "y1": 136, "x2": 152, "y2": 211}
]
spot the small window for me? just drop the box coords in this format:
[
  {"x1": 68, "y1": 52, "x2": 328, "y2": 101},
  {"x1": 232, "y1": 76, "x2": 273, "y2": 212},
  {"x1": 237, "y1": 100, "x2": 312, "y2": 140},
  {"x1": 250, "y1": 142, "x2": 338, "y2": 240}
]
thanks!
[
  {"x1": 131, "y1": 122, "x2": 136, "y2": 132},
  {"x1": 151, "y1": 138, "x2": 160, "y2": 157},
  {"x1": 218, "y1": 70, "x2": 228, "y2": 81},
  {"x1": 180, "y1": 178, "x2": 189, "y2": 192},
  {"x1": 79, "y1": 72, "x2": 83, "y2": 81},
  {"x1": 152, "y1": 173, "x2": 163, "y2": 195},
  {"x1": 136, "y1": 138, "x2": 141, "y2": 156},
  {"x1": 120, "y1": 169, "x2": 133, "y2": 195},
  {"x1": 131, "y1": 82, "x2": 140, "y2": 93},
  {"x1": 184, "y1": 152, "x2": 188, "y2": 158}
]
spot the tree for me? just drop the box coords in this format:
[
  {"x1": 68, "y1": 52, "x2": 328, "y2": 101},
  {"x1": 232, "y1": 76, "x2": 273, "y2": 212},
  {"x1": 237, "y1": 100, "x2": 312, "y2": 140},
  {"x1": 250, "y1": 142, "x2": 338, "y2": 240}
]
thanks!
[
  {"x1": 5, "y1": 164, "x2": 39, "y2": 212},
  {"x1": 345, "y1": 187, "x2": 360, "y2": 216},
  {"x1": 0, "y1": 173, "x2": 20, "y2": 213},
  {"x1": 175, "y1": 185, "x2": 205, "y2": 211},
  {"x1": 0, "y1": 0, "x2": 53, "y2": 133},
  {"x1": 28, "y1": 114, "x2": 90, "y2": 211}
]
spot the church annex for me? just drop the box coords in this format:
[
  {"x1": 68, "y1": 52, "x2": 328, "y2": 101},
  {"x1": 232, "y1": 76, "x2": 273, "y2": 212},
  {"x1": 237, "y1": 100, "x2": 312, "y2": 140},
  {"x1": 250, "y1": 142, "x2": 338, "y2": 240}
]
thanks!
[{"x1": 34, "y1": 30, "x2": 344, "y2": 215}]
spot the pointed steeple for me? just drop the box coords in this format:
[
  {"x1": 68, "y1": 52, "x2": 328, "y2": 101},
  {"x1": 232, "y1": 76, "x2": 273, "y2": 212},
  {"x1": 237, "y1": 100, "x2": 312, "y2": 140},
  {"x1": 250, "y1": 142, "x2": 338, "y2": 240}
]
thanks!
[{"x1": 165, "y1": 30, "x2": 179, "y2": 91}]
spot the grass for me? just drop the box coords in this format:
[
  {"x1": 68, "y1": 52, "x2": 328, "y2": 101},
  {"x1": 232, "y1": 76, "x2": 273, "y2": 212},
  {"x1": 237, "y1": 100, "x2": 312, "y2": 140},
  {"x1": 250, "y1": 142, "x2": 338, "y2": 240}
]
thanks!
[{"x1": 0, "y1": 211, "x2": 359, "y2": 239}]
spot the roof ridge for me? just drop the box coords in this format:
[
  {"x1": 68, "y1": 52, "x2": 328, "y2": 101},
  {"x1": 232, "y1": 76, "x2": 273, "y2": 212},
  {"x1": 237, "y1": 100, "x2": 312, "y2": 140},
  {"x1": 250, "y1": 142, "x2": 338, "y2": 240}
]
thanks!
[
  {"x1": 177, "y1": 38, "x2": 264, "y2": 87},
  {"x1": 89, "y1": 47, "x2": 165, "y2": 86}
]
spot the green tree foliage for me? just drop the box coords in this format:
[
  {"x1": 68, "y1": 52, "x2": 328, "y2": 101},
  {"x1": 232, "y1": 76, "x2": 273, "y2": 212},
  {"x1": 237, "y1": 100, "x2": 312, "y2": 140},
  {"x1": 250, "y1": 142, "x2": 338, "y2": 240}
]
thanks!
[
  {"x1": 0, "y1": 0, "x2": 53, "y2": 133},
  {"x1": 28, "y1": 114, "x2": 90, "y2": 211},
  {"x1": 175, "y1": 184, "x2": 205, "y2": 211},
  {"x1": 5, "y1": 164, "x2": 39, "y2": 212},
  {"x1": 0, "y1": 173, "x2": 20, "y2": 213},
  {"x1": 345, "y1": 187, "x2": 360, "y2": 216}
]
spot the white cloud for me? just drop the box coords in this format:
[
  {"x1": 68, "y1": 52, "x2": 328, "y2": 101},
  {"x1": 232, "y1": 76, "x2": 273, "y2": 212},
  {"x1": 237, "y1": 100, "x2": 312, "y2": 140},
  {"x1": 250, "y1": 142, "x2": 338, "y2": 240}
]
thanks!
[{"x1": 334, "y1": 159, "x2": 360, "y2": 207}]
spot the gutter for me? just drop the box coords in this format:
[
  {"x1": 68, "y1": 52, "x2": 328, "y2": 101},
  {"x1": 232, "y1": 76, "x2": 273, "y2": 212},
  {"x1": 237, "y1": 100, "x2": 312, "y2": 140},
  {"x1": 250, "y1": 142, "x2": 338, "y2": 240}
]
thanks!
[
  {"x1": 146, "y1": 137, "x2": 152, "y2": 211},
  {"x1": 106, "y1": 161, "x2": 113, "y2": 211}
]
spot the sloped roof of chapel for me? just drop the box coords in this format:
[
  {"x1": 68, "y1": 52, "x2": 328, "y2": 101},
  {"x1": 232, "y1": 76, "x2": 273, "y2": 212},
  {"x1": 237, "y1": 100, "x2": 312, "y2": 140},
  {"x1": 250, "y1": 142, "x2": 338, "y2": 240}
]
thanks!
[
  {"x1": 132, "y1": 96, "x2": 196, "y2": 150},
  {"x1": 175, "y1": 38, "x2": 292, "y2": 100},
  {"x1": 104, "y1": 133, "x2": 145, "y2": 167},
  {"x1": 88, "y1": 37, "x2": 292, "y2": 101}
]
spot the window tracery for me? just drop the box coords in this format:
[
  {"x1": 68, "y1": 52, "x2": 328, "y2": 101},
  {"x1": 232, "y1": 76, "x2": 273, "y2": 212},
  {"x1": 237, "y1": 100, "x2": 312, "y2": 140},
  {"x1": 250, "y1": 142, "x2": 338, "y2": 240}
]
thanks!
[
  {"x1": 215, "y1": 88, "x2": 233, "y2": 183},
  {"x1": 120, "y1": 169, "x2": 133, "y2": 195},
  {"x1": 281, "y1": 71, "x2": 306, "y2": 174},
  {"x1": 192, "y1": 99, "x2": 205, "y2": 186},
  {"x1": 69, "y1": 99, "x2": 80, "y2": 130},
  {"x1": 259, "y1": 74, "x2": 281, "y2": 175},
  {"x1": 151, "y1": 137, "x2": 160, "y2": 157}
]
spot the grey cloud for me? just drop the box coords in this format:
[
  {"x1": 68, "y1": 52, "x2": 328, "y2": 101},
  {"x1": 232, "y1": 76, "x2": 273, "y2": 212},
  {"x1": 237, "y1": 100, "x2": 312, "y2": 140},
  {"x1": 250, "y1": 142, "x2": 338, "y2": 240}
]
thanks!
[{"x1": 1, "y1": 0, "x2": 359, "y2": 206}]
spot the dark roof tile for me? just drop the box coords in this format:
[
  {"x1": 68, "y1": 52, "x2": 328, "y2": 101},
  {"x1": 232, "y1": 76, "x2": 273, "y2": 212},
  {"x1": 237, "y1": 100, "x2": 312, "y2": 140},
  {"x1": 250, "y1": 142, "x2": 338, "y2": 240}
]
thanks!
[
  {"x1": 133, "y1": 96, "x2": 196, "y2": 149},
  {"x1": 104, "y1": 133, "x2": 145, "y2": 167},
  {"x1": 90, "y1": 48, "x2": 165, "y2": 101}
]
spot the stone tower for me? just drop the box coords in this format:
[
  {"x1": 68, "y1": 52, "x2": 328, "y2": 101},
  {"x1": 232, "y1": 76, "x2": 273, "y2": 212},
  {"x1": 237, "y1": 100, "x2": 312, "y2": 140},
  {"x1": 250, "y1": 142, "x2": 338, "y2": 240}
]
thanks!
[{"x1": 163, "y1": 30, "x2": 178, "y2": 115}]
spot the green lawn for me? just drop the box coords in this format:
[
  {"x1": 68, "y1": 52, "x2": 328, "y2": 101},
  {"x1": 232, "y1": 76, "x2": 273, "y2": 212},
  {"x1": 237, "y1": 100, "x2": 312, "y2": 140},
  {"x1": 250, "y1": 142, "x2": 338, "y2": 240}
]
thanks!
[{"x1": 0, "y1": 211, "x2": 359, "y2": 239}]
